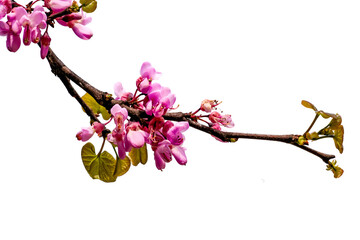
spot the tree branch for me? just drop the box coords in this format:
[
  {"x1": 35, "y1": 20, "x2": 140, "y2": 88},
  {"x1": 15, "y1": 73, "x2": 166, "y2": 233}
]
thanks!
[{"x1": 44, "y1": 47, "x2": 336, "y2": 164}]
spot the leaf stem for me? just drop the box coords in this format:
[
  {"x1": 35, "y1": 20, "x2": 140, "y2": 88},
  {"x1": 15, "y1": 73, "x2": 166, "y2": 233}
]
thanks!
[{"x1": 303, "y1": 114, "x2": 320, "y2": 136}]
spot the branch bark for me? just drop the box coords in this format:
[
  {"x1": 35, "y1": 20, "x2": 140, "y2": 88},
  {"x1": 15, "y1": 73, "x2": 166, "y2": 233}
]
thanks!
[{"x1": 44, "y1": 47, "x2": 336, "y2": 164}]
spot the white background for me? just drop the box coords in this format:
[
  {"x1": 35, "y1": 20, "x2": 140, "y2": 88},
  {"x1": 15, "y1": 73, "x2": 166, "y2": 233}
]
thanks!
[{"x1": 1, "y1": 0, "x2": 359, "y2": 239}]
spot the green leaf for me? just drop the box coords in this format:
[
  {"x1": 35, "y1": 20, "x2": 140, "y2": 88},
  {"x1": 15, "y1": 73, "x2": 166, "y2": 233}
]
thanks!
[
  {"x1": 326, "y1": 160, "x2": 344, "y2": 178},
  {"x1": 81, "y1": 93, "x2": 111, "y2": 120},
  {"x1": 81, "y1": 0, "x2": 97, "y2": 13},
  {"x1": 80, "y1": 0, "x2": 93, "y2": 4},
  {"x1": 333, "y1": 125, "x2": 344, "y2": 154},
  {"x1": 301, "y1": 100, "x2": 317, "y2": 111},
  {"x1": 129, "y1": 144, "x2": 148, "y2": 166},
  {"x1": 114, "y1": 156, "x2": 131, "y2": 177},
  {"x1": 81, "y1": 142, "x2": 117, "y2": 182}
]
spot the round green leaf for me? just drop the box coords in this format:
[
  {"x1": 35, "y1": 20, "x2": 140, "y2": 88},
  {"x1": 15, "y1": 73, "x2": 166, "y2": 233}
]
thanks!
[
  {"x1": 81, "y1": 142, "x2": 117, "y2": 182},
  {"x1": 114, "y1": 156, "x2": 131, "y2": 177},
  {"x1": 82, "y1": 1, "x2": 97, "y2": 13}
]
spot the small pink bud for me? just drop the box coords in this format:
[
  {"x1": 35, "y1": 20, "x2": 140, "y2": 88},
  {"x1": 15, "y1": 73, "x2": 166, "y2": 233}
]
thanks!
[
  {"x1": 40, "y1": 32, "x2": 51, "y2": 59},
  {"x1": 92, "y1": 122, "x2": 105, "y2": 136}
]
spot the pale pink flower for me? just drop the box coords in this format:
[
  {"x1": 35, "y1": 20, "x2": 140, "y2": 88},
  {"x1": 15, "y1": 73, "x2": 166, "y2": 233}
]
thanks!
[
  {"x1": 45, "y1": 0, "x2": 72, "y2": 13},
  {"x1": 209, "y1": 111, "x2": 234, "y2": 128},
  {"x1": 76, "y1": 127, "x2": 95, "y2": 142},
  {"x1": 57, "y1": 10, "x2": 93, "y2": 40},
  {"x1": 114, "y1": 82, "x2": 133, "y2": 101}
]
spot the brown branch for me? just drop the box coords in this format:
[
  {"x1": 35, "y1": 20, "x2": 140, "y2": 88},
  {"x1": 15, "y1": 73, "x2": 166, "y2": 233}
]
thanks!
[{"x1": 44, "y1": 47, "x2": 336, "y2": 164}]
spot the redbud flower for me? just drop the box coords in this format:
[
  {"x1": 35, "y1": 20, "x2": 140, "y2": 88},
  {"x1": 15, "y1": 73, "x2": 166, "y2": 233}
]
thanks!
[
  {"x1": 0, "y1": 7, "x2": 24, "y2": 52},
  {"x1": 137, "y1": 62, "x2": 161, "y2": 93},
  {"x1": 19, "y1": 6, "x2": 47, "y2": 45},
  {"x1": 114, "y1": 82, "x2": 133, "y2": 101},
  {"x1": 125, "y1": 122, "x2": 149, "y2": 150},
  {"x1": 144, "y1": 83, "x2": 176, "y2": 117},
  {"x1": 162, "y1": 121, "x2": 189, "y2": 146},
  {"x1": 0, "y1": 0, "x2": 11, "y2": 19},
  {"x1": 209, "y1": 111, "x2": 234, "y2": 128},
  {"x1": 76, "y1": 126, "x2": 95, "y2": 142},
  {"x1": 141, "y1": 62, "x2": 161, "y2": 80},
  {"x1": 92, "y1": 122, "x2": 105, "y2": 136},
  {"x1": 44, "y1": 0, "x2": 72, "y2": 13},
  {"x1": 57, "y1": 10, "x2": 93, "y2": 40},
  {"x1": 153, "y1": 140, "x2": 172, "y2": 170},
  {"x1": 40, "y1": 32, "x2": 51, "y2": 59},
  {"x1": 200, "y1": 99, "x2": 220, "y2": 113},
  {"x1": 110, "y1": 104, "x2": 128, "y2": 131}
]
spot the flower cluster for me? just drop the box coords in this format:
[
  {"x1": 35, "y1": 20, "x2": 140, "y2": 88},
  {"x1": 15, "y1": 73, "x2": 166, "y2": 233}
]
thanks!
[
  {"x1": 0, "y1": 0, "x2": 93, "y2": 58},
  {"x1": 195, "y1": 99, "x2": 235, "y2": 141},
  {"x1": 76, "y1": 62, "x2": 189, "y2": 171}
]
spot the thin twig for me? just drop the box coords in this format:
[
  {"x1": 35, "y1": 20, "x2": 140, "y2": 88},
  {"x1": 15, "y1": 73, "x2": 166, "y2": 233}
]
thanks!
[{"x1": 44, "y1": 47, "x2": 337, "y2": 163}]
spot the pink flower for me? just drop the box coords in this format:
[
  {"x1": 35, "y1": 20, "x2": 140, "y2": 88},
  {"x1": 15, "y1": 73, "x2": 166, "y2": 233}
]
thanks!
[
  {"x1": 114, "y1": 82, "x2": 133, "y2": 101},
  {"x1": 144, "y1": 83, "x2": 176, "y2": 117},
  {"x1": 209, "y1": 111, "x2": 234, "y2": 128},
  {"x1": 45, "y1": 0, "x2": 72, "y2": 13},
  {"x1": 0, "y1": 7, "x2": 24, "y2": 52},
  {"x1": 162, "y1": 121, "x2": 189, "y2": 146},
  {"x1": 125, "y1": 122, "x2": 149, "y2": 150},
  {"x1": 153, "y1": 140, "x2": 187, "y2": 171},
  {"x1": 76, "y1": 126, "x2": 95, "y2": 142},
  {"x1": 137, "y1": 62, "x2": 161, "y2": 93},
  {"x1": 200, "y1": 99, "x2": 220, "y2": 113},
  {"x1": 57, "y1": 10, "x2": 93, "y2": 40},
  {"x1": 40, "y1": 32, "x2": 51, "y2": 59},
  {"x1": 19, "y1": 5, "x2": 47, "y2": 45},
  {"x1": 0, "y1": 0, "x2": 11, "y2": 19},
  {"x1": 108, "y1": 104, "x2": 129, "y2": 159},
  {"x1": 76, "y1": 122, "x2": 105, "y2": 142}
]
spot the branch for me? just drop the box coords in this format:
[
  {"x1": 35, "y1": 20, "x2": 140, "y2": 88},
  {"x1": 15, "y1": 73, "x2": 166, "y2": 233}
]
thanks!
[{"x1": 44, "y1": 47, "x2": 336, "y2": 164}]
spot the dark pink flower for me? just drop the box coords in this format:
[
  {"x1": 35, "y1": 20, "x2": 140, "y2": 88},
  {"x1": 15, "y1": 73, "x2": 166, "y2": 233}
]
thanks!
[
  {"x1": 0, "y1": 0, "x2": 11, "y2": 19},
  {"x1": 40, "y1": 32, "x2": 51, "y2": 59},
  {"x1": 162, "y1": 121, "x2": 189, "y2": 146}
]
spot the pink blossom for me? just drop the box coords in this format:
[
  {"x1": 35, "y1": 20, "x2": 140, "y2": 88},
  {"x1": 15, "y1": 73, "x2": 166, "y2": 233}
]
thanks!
[
  {"x1": 153, "y1": 140, "x2": 172, "y2": 170},
  {"x1": 200, "y1": 99, "x2": 220, "y2": 113},
  {"x1": 40, "y1": 32, "x2": 51, "y2": 59},
  {"x1": 125, "y1": 122, "x2": 149, "y2": 150},
  {"x1": 209, "y1": 111, "x2": 234, "y2": 128},
  {"x1": 114, "y1": 82, "x2": 133, "y2": 101},
  {"x1": 57, "y1": 10, "x2": 93, "y2": 40},
  {"x1": 108, "y1": 104, "x2": 129, "y2": 159},
  {"x1": 92, "y1": 122, "x2": 105, "y2": 136},
  {"x1": 137, "y1": 62, "x2": 161, "y2": 93},
  {"x1": 141, "y1": 62, "x2": 161, "y2": 80},
  {"x1": 76, "y1": 126, "x2": 95, "y2": 142},
  {"x1": 0, "y1": 0, "x2": 11, "y2": 19},
  {"x1": 144, "y1": 83, "x2": 176, "y2": 117},
  {"x1": 45, "y1": 0, "x2": 72, "y2": 13},
  {"x1": 110, "y1": 104, "x2": 128, "y2": 131},
  {"x1": 0, "y1": 7, "x2": 24, "y2": 52},
  {"x1": 162, "y1": 121, "x2": 189, "y2": 146},
  {"x1": 19, "y1": 5, "x2": 47, "y2": 45}
]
